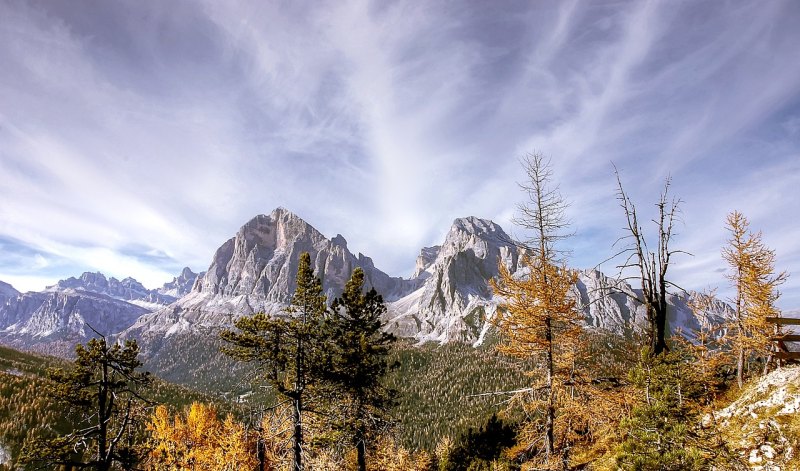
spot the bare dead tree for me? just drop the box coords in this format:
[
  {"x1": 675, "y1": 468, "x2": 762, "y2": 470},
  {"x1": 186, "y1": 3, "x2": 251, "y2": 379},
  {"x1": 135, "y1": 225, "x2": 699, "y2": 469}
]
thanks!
[{"x1": 612, "y1": 166, "x2": 685, "y2": 355}]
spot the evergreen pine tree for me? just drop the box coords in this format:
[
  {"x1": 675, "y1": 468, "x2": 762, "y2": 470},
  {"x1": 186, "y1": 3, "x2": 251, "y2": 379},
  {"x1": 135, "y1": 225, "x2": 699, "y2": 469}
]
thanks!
[
  {"x1": 322, "y1": 267, "x2": 398, "y2": 471},
  {"x1": 20, "y1": 336, "x2": 152, "y2": 471},
  {"x1": 221, "y1": 251, "x2": 327, "y2": 471},
  {"x1": 616, "y1": 349, "x2": 708, "y2": 471}
]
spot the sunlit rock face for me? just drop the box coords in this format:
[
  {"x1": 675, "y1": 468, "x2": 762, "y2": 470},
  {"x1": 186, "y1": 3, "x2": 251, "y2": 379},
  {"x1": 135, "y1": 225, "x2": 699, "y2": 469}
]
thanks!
[{"x1": 385, "y1": 217, "x2": 520, "y2": 344}]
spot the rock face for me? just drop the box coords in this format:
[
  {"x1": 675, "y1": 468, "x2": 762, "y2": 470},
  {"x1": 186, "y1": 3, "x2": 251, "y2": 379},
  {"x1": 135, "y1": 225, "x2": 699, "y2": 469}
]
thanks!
[
  {"x1": 0, "y1": 281, "x2": 19, "y2": 303},
  {"x1": 0, "y1": 267, "x2": 197, "y2": 355},
  {"x1": 412, "y1": 246, "x2": 441, "y2": 279},
  {"x1": 123, "y1": 208, "x2": 417, "y2": 342},
  {"x1": 157, "y1": 267, "x2": 201, "y2": 298},
  {"x1": 195, "y1": 208, "x2": 410, "y2": 303},
  {"x1": 385, "y1": 217, "x2": 520, "y2": 344}
]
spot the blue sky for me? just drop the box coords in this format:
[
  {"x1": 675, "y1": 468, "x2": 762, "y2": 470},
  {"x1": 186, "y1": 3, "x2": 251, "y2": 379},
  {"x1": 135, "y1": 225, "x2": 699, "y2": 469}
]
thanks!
[{"x1": 1, "y1": 1, "x2": 799, "y2": 308}]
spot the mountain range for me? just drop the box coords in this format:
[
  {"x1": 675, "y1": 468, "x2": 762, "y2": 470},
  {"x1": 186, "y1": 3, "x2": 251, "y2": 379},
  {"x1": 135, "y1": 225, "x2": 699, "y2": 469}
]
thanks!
[{"x1": 0, "y1": 207, "x2": 729, "y2": 358}]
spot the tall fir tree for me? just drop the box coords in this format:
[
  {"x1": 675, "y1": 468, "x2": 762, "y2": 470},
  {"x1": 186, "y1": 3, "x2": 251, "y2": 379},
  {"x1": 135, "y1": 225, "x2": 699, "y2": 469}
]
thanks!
[
  {"x1": 322, "y1": 267, "x2": 397, "y2": 471},
  {"x1": 221, "y1": 251, "x2": 327, "y2": 471},
  {"x1": 21, "y1": 337, "x2": 152, "y2": 471}
]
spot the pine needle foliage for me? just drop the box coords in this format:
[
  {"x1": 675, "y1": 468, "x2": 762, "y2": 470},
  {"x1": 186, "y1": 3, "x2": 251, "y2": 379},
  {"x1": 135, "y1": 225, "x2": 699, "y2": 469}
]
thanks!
[
  {"x1": 321, "y1": 267, "x2": 398, "y2": 471},
  {"x1": 221, "y1": 251, "x2": 328, "y2": 471},
  {"x1": 722, "y1": 211, "x2": 788, "y2": 388},
  {"x1": 19, "y1": 337, "x2": 152, "y2": 471},
  {"x1": 491, "y1": 153, "x2": 591, "y2": 470},
  {"x1": 616, "y1": 348, "x2": 709, "y2": 471}
]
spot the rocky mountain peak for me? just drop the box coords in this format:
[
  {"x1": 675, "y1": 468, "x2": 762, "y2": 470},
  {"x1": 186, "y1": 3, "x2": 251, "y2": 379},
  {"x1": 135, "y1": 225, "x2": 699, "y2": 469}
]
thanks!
[
  {"x1": 412, "y1": 246, "x2": 441, "y2": 279},
  {"x1": 158, "y1": 267, "x2": 200, "y2": 298},
  {"x1": 450, "y1": 216, "x2": 504, "y2": 236},
  {"x1": 443, "y1": 217, "x2": 512, "y2": 251},
  {"x1": 331, "y1": 234, "x2": 347, "y2": 248},
  {"x1": 158, "y1": 208, "x2": 415, "y2": 329},
  {"x1": 0, "y1": 280, "x2": 19, "y2": 299},
  {"x1": 386, "y1": 216, "x2": 522, "y2": 343}
]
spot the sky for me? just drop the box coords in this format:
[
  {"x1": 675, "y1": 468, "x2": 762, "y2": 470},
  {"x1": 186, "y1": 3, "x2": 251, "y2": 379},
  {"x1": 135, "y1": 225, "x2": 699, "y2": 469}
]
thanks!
[{"x1": 1, "y1": 0, "x2": 799, "y2": 308}]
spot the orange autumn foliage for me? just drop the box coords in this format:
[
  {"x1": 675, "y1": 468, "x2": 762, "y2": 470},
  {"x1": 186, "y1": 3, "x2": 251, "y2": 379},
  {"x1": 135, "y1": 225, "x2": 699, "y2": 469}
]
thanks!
[{"x1": 146, "y1": 402, "x2": 258, "y2": 470}]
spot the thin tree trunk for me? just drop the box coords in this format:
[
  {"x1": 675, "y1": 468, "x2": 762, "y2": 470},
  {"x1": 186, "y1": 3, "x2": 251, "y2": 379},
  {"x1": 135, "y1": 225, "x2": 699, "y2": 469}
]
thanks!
[
  {"x1": 737, "y1": 347, "x2": 744, "y2": 389},
  {"x1": 545, "y1": 316, "x2": 555, "y2": 461},
  {"x1": 356, "y1": 433, "x2": 366, "y2": 471},
  {"x1": 257, "y1": 428, "x2": 266, "y2": 471},
  {"x1": 293, "y1": 394, "x2": 303, "y2": 471},
  {"x1": 293, "y1": 328, "x2": 304, "y2": 470},
  {"x1": 98, "y1": 358, "x2": 109, "y2": 471}
]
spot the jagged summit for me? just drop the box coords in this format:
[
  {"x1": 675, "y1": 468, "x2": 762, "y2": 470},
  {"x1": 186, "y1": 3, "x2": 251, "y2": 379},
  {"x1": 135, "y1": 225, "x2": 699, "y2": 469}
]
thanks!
[
  {"x1": 0, "y1": 280, "x2": 19, "y2": 300},
  {"x1": 450, "y1": 216, "x2": 507, "y2": 239},
  {"x1": 386, "y1": 216, "x2": 521, "y2": 343},
  {"x1": 0, "y1": 266, "x2": 202, "y2": 356},
  {"x1": 412, "y1": 246, "x2": 441, "y2": 279},
  {"x1": 158, "y1": 267, "x2": 200, "y2": 298}
]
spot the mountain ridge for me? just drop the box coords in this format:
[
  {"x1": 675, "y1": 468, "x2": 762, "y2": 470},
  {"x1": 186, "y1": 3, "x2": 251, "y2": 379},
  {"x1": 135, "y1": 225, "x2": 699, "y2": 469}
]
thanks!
[{"x1": 1, "y1": 207, "x2": 732, "y2": 357}]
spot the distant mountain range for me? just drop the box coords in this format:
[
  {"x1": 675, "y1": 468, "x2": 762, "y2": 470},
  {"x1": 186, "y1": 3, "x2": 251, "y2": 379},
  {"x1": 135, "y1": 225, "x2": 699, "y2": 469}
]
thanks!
[{"x1": 0, "y1": 207, "x2": 730, "y2": 358}]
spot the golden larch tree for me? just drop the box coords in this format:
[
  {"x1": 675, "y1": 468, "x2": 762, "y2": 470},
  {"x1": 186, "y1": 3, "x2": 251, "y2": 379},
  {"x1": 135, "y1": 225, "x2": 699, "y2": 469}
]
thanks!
[
  {"x1": 146, "y1": 402, "x2": 258, "y2": 470},
  {"x1": 722, "y1": 211, "x2": 787, "y2": 388},
  {"x1": 491, "y1": 153, "x2": 589, "y2": 470}
]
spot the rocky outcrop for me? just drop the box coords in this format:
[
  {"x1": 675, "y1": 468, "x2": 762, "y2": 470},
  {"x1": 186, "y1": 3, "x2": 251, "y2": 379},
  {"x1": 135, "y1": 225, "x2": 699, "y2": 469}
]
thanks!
[
  {"x1": 157, "y1": 267, "x2": 201, "y2": 298},
  {"x1": 714, "y1": 365, "x2": 800, "y2": 468},
  {"x1": 0, "y1": 281, "x2": 19, "y2": 303}
]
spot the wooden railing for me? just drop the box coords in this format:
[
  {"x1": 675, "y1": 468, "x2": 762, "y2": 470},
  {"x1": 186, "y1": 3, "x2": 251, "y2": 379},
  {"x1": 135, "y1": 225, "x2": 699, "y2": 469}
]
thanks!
[{"x1": 766, "y1": 317, "x2": 800, "y2": 361}]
